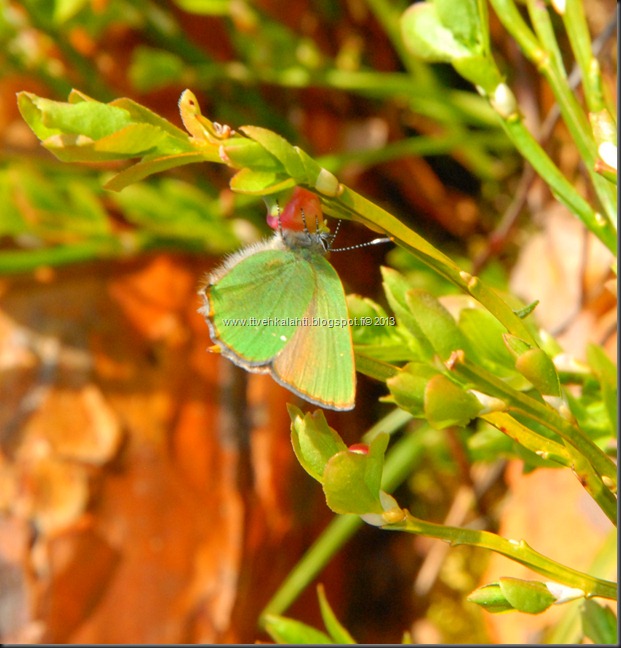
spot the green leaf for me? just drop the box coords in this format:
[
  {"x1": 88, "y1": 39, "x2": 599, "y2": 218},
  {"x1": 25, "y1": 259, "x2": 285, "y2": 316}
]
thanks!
[
  {"x1": 386, "y1": 362, "x2": 441, "y2": 417},
  {"x1": 221, "y1": 137, "x2": 282, "y2": 170},
  {"x1": 21, "y1": 93, "x2": 133, "y2": 140},
  {"x1": 405, "y1": 289, "x2": 471, "y2": 361},
  {"x1": 317, "y1": 585, "x2": 356, "y2": 644},
  {"x1": 499, "y1": 577, "x2": 557, "y2": 614},
  {"x1": 515, "y1": 348, "x2": 561, "y2": 397},
  {"x1": 458, "y1": 308, "x2": 529, "y2": 389},
  {"x1": 348, "y1": 295, "x2": 413, "y2": 363},
  {"x1": 103, "y1": 152, "x2": 213, "y2": 191},
  {"x1": 434, "y1": 0, "x2": 483, "y2": 49},
  {"x1": 18, "y1": 92, "x2": 197, "y2": 166},
  {"x1": 514, "y1": 300, "x2": 539, "y2": 319},
  {"x1": 587, "y1": 345, "x2": 618, "y2": 437},
  {"x1": 467, "y1": 583, "x2": 515, "y2": 613},
  {"x1": 240, "y1": 125, "x2": 307, "y2": 179},
  {"x1": 263, "y1": 614, "x2": 334, "y2": 644},
  {"x1": 581, "y1": 598, "x2": 618, "y2": 644},
  {"x1": 380, "y1": 267, "x2": 435, "y2": 361},
  {"x1": 322, "y1": 433, "x2": 389, "y2": 515},
  {"x1": 452, "y1": 53, "x2": 503, "y2": 93},
  {"x1": 289, "y1": 406, "x2": 348, "y2": 483},
  {"x1": 401, "y1": 3, "x2": 472, "y2": 62},
  {"x1": 468, "y1": 578, "x2": 558, "y2": 615},
  {"x1": 424, "y1": 374, "x2": 483, "y2": 428},
  {"x1": 503, "y1": 334, "x2": 532, "y2": 358},
  {"x1": 229, "y1": 168, "x2": 295, "y2": 194},
  {"x1": 112, "y1": 97, "x2": 190, "y2": 140}
]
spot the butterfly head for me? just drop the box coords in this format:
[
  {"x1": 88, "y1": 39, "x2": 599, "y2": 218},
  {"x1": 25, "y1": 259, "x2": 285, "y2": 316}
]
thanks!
[{"x1": 268, "y1": 187, "x2": 337, "y2": 254}]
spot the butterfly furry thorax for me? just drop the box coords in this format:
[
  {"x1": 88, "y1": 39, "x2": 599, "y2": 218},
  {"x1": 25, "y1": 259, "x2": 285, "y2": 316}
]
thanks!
[{"x1": 205, "y1": 228, "x2": 333, "y2": 286}]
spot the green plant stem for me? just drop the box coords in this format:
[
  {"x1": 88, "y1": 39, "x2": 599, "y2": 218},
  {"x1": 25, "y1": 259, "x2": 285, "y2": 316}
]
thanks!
[
  {"x1": 386, "y1": 512, "x2": 617, "y2": 600},
  {"x1": 317, "y1": 130, "x2": 513, "y2": 179},
  {"x1": 546, "y1": 528, "x2": 618, "y2": 643},
  {"x1": 482, "y1": 411, "x2": 572, "y2": 467},
  {"x1": 450, "y1": 354, "x2": 617, "y2": 524},
  {"x1": 259, "y1": 411, "x2": 419, "y2": 622},
  {"x1": 321, "y1": 186, "x2": 539, "y2": 346},
  {"x1": 562, "y1": 0, "x2": 601, "y2": 112},
  {"x1": 364, "y1": 0, "x2": 505, "y2": 180},
  {"x1": 497, "y1": 114, "x2": 617, "y2": 254},
  {"x1": 525, "y1": 0, "x2": 617, "y2": 225},
  {"x1": 0, "y1": 236, "x2": 213, "y2": 275},
  {"x1": 0, "y1": 242, "x2": 119, "y2": 274},
  {"x1": 488, "y1": 0, "x2": 616, "y2": 234}
]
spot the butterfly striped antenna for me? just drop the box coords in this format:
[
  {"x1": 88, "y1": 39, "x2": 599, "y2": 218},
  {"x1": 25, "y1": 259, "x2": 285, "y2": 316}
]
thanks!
[{"x1": 328, "y1": 236, "x2": 393, "y2": 253}]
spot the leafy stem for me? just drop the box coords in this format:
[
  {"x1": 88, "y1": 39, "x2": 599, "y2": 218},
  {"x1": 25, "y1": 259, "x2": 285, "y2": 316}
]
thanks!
[
  {"x1": 449, "y1": 352, "x2": 617, "y2": 524},
  {"x1": 386, "y1": 511, "x2": 617, "y2": 601},
  {"x1": 321, "y1": 186, "x2": 539, "y2": 345}
]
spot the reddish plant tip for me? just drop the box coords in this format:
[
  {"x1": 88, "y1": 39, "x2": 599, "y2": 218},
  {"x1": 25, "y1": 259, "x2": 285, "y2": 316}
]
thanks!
[
  {"x1": 348, "y1": 443, "x2": 370, "y2": 455},
  {"x1": 267, "y1": 187, "x2": 324, "y2": 232}
]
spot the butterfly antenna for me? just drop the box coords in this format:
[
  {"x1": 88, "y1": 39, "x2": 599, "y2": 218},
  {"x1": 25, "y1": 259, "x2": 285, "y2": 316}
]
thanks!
[
  {"x1": 331, "y1": 218, "x2": 342, "y2": 241},
  {"x1": 330, "y1": 236, "x2": 393, "y2": 253},
  {"x1": 300, "y1": 207, "x2": 309, "y2": 234},
  {"x1": 275, "y1": 200, "x2": 284, "y2": 237}
]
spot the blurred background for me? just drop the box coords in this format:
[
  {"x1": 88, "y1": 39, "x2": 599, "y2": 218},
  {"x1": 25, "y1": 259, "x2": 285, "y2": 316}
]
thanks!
[{"x1": 0, "y1": 0, "x2": 616, "y2": 643}]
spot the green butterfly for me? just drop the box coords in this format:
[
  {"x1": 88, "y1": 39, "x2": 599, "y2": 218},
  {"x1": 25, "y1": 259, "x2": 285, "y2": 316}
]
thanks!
[{"x1": 199, "y1": 188, "x2": 356, "y2": 411}]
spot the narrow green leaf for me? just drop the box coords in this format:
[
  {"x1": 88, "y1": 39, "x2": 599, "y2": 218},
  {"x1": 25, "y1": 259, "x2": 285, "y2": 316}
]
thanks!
[
  {"x1": 499, "y1": 577, "x2": 556, "y2": 614},
  {"x1": 103, "y1": 152, "x2": 213, "y2": 191},
  {"x1": 317, "y1": 585, "x2": 356, "y2": 644},
  {"x1": 221, "y1": 137, "x2": 282, "y2": 170},
  {"x1": 175, "y1": 0, "x2": 232, "y2": 16},
  {"x1": 405, "y1": 289, "x2": 471, "y2": 361},
  {"x1": 587, "y1": 344, "x2": 618, "y2": 436},
  {"x1": 424, "y1": 374, "x2": 483, "y2": 428},
  {"x1": 348, "y1": 295, "x2": 413, "y2": 363},
  {"x1": 263, "y1": 614, "x2": 334, "y2": 644},
  {"x1": 581, "y1": 599, "x2": 618, "y2": 644},
  {"x1": 514, "y1": 300, "x2": 539, "y2": 319},
  {"x1": 111, "y1": 97, "x2": 191, "y2": 140},
  {"x1": 459, "y1": 308, "x2": 515, "y2": 367},
  {"x1": 467, "y1": 582, "x2": 515, "y2": 613},
  {"x1": 515, "y1": 348, "x2": 562, "y2": 397},
  {"x1": 240, "y1": 125, "x2": 306, "y2": 180},
  {"x1": 503, "y1": 333, "x2": 532, "y2": 358},
  {"x1": 380, "y1": 267, "x2": 435, "y2": 361},
  {"x1": 229, "y1": 168, "x2": 295, "y2": 194}
]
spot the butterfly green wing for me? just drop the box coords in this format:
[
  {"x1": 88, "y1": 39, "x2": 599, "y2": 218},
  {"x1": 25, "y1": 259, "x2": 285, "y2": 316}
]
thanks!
[
  {"x1": 271, "y1": 254, "x2": 356, "y2": 410},
  {"x1": 204, "y1": 247, "x2": 315, "y2": 367}
]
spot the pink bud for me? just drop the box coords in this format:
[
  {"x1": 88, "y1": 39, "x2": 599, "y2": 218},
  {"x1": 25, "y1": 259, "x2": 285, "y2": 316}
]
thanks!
[
  {"x1": 267, "y1": 187, "x2": 324, "y2": 232},
  {"x1": 348, "y1": 443, "x2": 369, "y2": 455}
]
